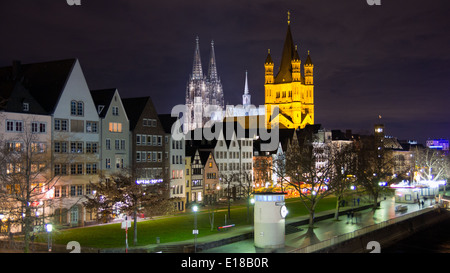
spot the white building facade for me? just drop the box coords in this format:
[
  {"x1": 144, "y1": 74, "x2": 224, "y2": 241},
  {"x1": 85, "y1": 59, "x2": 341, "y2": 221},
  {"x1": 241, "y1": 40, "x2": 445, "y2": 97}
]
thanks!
[
  {"x1": 91, "y1": 88, "x2": 130, "y2": 178},
  {"x1": 50, "y1": 59, "x2": 101, "y2": 226}
]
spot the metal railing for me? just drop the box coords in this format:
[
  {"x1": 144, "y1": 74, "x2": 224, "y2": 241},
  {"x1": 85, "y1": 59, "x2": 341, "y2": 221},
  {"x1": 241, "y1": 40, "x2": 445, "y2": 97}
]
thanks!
[{"x1": 289, "y1": 206, "x2": 437, "y2": 253}]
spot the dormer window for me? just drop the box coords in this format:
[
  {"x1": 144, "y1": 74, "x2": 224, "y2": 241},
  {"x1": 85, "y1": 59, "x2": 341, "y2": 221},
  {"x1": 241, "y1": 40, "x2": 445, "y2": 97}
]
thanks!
[{"x1": 22, "y1": 102, "x2": 29, "y2": 112}]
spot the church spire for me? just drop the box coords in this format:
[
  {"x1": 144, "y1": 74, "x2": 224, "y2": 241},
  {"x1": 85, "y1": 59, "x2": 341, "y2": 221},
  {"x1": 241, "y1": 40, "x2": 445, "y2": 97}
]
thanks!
[
  {"x1": 242, "y1": 70, "x2": 251, "y2": 106},
  {"x1": 192, "y1": 36, "x2": 203, "y2": 80},
  {"x1": 208, "y1": 40, "x2": 218, "y2": 81},
  {"x1": 244, "y1": 70, "x2": 249, "y2": 95}
]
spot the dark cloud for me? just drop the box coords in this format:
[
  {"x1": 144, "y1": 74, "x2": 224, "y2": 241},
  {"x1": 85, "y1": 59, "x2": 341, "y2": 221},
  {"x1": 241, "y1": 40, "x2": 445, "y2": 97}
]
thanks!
[{"x1": 1, "y1": 0, "x2": 449, "y2": 144}]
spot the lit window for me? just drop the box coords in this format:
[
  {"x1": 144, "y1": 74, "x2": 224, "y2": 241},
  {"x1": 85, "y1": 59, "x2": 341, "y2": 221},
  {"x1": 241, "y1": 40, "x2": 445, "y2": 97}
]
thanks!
[{"x1": 109, "y1": 122, "x2": 122, "y2": 132}]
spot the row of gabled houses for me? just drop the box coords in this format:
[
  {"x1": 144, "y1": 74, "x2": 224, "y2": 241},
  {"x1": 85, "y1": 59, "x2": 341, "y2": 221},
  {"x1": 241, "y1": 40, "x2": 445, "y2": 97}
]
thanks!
[
  {"x1": 0, "y1": 59, "x2": 178, "y2": 227},
  {"x1": 0, "y1": 58, "x2": 422, "y2": 229},
  {"x1": 0, "y1": 58, "x2": 262, "y2": 228}
]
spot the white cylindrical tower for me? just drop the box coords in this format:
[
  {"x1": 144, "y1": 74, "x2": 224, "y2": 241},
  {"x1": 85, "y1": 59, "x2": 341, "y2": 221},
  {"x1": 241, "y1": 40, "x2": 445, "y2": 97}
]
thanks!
[{"x1": 253, "y1": 192, "x2": 288, "y2": 249}]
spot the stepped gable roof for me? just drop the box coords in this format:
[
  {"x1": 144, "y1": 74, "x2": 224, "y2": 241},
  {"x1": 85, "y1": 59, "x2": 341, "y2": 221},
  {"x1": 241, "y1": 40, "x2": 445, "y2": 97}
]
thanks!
[
  {"x1": 185, "y1": 121, "x2": 256, "y2": 152},
  {"x1": 277, "y1": 124, "x2": 323, "y2": 152},
  {"x1": 215, "y1": 121, "x2": 255, "y2": 148},
  {"x1": 199, "y1": 150, "x2": 213, "y2": 166},
  {"x1": 253, "y1": 136, "x2": 278, "y2": 155},
  {"x1": 122, "y1": 96, "x2": 152, "y2": 130},
  {"x1": 0, "y1": 59, "x2": 77, "y2": 114},
  {"x1": 90, "y1": 88, "x2": 116, "y2": 117}
]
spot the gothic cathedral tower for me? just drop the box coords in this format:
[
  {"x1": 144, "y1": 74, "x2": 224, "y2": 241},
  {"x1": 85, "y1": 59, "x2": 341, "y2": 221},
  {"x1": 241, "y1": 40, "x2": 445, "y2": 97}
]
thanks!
[
  {"x1": 185, "y1": 37, "x2": 224, "y2": 132},
  {"x1": 264, "y1": 12, "x2": 314, "y2": 129}
]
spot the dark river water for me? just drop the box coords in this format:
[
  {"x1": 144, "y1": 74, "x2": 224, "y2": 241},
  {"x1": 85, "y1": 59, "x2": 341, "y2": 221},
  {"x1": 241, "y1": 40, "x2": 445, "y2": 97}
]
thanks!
[{"x1": 384, "y1": 217, "x2": 450, "y2": 253}]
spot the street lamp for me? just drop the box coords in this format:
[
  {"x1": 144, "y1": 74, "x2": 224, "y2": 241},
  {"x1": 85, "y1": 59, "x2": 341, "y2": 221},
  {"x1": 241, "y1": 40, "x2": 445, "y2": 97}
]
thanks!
[
  {"x1": 350, "y1": 186, "x2": 356, "y2": 207},
  {"x1": 0, "y1": 214, "x2": 3, "y2": 233},
  {"x1": 192, "y1": 205, "x2": 198, "y2": 253},
  {"x1": 45, "y1": 223, "x2": 52, "y2": 252},
  {"x1": 216, "y1": 185, "x2": 221, "y2": 203},
  {"x1": 250, "y1": 198, "x2": 255, "y2": 224}
]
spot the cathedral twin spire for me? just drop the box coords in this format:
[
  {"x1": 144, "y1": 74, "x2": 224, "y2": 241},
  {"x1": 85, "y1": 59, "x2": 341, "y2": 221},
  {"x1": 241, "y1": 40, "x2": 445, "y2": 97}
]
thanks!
[
  {"x1": 185, "y1": 37, "x2": 224, "y2": 131},
  {"x1": 191, "y1": 37, "x2": 220, "y2": 83},
  {"x1": 191, "y1": 36, "x2": 203, "y2": 80}
]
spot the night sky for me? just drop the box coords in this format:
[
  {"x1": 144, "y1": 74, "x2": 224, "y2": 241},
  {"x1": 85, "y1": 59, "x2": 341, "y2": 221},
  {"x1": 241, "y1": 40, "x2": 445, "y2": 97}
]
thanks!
[{"x1": 1, "y1": 0, "x2": 449, "y2": 144}]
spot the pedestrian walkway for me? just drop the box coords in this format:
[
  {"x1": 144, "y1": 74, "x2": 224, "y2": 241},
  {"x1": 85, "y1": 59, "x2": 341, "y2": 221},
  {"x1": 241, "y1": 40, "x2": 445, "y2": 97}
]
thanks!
[
  {"x1": 148, "y1": 195, "x2": 430, "y2": 253},
  {"x1": 104, "y1": 194, "x2": 439, "y2": 253}
]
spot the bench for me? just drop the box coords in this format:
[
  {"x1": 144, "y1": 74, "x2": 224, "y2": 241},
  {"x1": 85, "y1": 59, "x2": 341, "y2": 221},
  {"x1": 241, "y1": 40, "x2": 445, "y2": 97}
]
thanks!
[{"x1": 217, "y1": 224, "x2": 235, "y2": 231}]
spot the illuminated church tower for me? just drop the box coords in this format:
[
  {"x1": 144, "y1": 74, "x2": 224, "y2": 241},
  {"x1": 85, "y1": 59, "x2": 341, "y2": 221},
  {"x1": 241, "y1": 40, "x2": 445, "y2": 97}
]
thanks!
[
  {"x1": 264, "y1": 12, "x2": 314, "y2": 129},
  {"x1": 185, "y1": 37, "x2": 224, "y2": 132}
]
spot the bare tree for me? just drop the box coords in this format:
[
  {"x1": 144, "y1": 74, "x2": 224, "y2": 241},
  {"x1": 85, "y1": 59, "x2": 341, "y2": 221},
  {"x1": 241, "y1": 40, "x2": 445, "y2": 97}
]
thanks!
[
  {"x1": 84, "y1": 168, "x2": 174, "y2": 246},
  {"x1": 239, "y1": 169, "x2": 254, "y2": 223},
  {"x1": 354, "y1": 136, "x2": 395, "y2": 210},
  {"x1": 219, "y1": 171, "x2": 239, "y2": 222},
  {"x1": 282, "y1": 131, "x2": 334, "y2": 228},
  {"x1": 328, "y1": 142, "x2": 357, "y2": 220},
  {"x1": 271, "y1": 152, "x2": 289, "y2": 193},
  {"x1": 0, "y1": 117, "x2": 59, "y2": 252},
  {"x1": 414, "y1": 147, "x2": 448, "y2": 183}
]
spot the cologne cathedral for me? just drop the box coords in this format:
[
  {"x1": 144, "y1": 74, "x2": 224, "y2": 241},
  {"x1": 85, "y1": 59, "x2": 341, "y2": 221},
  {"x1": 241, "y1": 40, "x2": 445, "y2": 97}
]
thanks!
[{"x1": 184, "y1": 37, "x2": 224, "y2": 132}]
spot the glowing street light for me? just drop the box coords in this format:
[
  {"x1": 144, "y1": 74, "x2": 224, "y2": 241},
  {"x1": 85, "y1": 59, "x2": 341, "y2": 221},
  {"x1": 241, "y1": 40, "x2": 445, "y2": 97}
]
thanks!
[
  {"x1": 192, "y1": 205, "x2": 198, "y2": 253},
  {"x1": 46, "y1": 223, "x2": 53, "y2": 252}
]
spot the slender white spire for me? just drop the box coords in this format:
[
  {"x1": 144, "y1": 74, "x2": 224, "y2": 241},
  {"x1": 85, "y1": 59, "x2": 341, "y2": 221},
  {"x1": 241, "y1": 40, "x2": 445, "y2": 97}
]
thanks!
[
  {"x1": 244, "y1": 70, "x2": 249, "y2": 95},
  {"x1": 242, "y1": 70, "x2": 251, "y2": 106}
]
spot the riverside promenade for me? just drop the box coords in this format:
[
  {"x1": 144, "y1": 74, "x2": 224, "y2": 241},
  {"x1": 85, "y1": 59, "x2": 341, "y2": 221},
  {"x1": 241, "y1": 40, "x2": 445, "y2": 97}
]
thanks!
[
  {"x1": 2, "y1": 195, "x2": 440, "y2": 253},
  {"x1": 134, "y1": 195, "x2": 439, "y2": 253}
]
